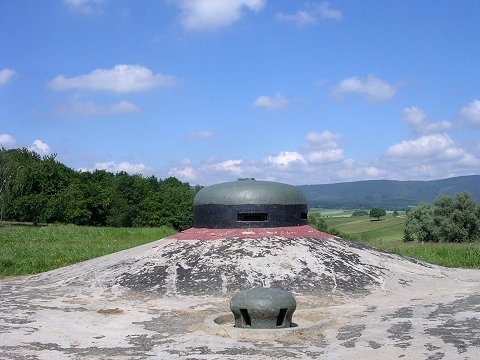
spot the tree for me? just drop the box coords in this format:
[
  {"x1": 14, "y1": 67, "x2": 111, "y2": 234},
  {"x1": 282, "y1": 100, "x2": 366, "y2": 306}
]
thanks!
[
  {"x1": 0, "y1": 148, "x2": 196, "y2": 229},
  {"x1": 404, "y1": 192, "x2": 480, "y2": 243},
  {"x1": 369, "y1": 208, "x2": 386, "y2": 221}
]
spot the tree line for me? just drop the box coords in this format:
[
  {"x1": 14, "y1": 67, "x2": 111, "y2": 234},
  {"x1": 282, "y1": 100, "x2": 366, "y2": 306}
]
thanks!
[{"x1": 0, "y1": 148, "x2": 197, "y2": 230}]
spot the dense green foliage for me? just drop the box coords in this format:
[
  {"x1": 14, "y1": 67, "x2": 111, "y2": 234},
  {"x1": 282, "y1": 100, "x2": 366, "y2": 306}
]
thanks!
[
  {"x1": 404, "y1": 193, "x2": 480, "y2": 243},
  {"x1": 307, "y1": 213, "x2": 328, "y2": 232},
  {"x1": 0, "y1": 224, "x2": 175, "y2": 277},
  {"x1": 300, "y1": 176, "x2": 480, "y2": 209},
  {"x1": 369, "y1": 208, "x2": 386, "y2": 220},
  {"x1": 0, "y1": 148, "x2": 196, "y2": 230}
]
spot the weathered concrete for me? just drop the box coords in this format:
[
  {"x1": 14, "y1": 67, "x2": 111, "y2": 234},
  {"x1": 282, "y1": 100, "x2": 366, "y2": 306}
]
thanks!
[{"x1": 1, "y1": 226, "x2": 479, "y2": 359}]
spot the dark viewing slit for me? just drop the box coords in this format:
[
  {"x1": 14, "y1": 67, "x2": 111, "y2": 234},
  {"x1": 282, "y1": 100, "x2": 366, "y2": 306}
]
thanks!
[
  {"x1": 301, "y1": 212, "x2": 308, "y2": 220},
  {"x1": 237, "y1": 213, "x2": 268, "y2": 222},
  {"x1": 240, "y1": 309, "x2": 251, "y2": 326},
  {"x1": 277, "y1": 308, "x2": 288, "y2": 326}
]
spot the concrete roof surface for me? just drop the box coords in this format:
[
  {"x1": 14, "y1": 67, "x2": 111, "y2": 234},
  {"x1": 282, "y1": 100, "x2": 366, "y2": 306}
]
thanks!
[{"x1": 1, "y1": 226, "x2": 479, "y2": 359}]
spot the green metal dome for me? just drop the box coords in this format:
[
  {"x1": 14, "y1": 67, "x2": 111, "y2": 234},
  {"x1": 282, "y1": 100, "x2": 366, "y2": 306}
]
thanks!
[
  {"x1": 194, "y1": 179, "x2": 307, "y2": 206},
  {"x1": 193, "y1": 179, "x2": 308, "y2": 228}
]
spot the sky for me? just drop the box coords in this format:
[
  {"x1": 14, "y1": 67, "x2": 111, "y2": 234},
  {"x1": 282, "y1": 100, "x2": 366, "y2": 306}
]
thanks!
[{"x1": 1, "y1": 0, "x2": 480, "y2": 186}]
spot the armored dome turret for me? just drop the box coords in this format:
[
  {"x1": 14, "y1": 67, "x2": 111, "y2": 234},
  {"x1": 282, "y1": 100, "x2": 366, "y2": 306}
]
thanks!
[{"x1": 193, "y1": 179, "x2": 308, "y2": 228}]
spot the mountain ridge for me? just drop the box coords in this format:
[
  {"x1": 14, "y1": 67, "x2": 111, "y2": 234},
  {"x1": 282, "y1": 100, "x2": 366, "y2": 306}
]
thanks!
[{"x1": 299, "y1": 175, "x2": 480, "y2": 209}]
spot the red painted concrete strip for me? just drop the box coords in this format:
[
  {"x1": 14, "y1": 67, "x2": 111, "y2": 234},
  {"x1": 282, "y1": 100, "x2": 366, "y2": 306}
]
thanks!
[{"x1": 166, "y1": 225, "x2": 331, "y2": 241}]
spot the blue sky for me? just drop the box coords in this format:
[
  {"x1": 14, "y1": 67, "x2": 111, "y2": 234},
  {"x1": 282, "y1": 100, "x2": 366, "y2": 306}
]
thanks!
[{"x1": 1, "y1": 0, "x2": 480, "y2": 185}]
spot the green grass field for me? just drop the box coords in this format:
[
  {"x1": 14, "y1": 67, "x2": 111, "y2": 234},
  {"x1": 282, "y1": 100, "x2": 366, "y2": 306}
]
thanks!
[
  {"x1": 0, "y1": 224, "x2": 175, "y2": 278},
  {"x1": 363, "y1": 239, "x2": 480, "y2": 268},
  {"x1": 325, "y1": 214, "x2": 406, "y2": 242},
  {"x1": 321, "y1": 212, "x2": 480, "y2": 268}
]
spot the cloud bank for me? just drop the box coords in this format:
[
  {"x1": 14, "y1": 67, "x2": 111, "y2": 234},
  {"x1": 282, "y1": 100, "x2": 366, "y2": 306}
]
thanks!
[{"x1": 49, "y1": 65, "x2": 179, "y2": 93}]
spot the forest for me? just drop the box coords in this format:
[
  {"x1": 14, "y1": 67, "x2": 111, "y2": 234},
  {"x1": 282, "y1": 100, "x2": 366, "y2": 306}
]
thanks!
[{"x1": 0, "y1": 148, "x2": 197, "y2": 230}]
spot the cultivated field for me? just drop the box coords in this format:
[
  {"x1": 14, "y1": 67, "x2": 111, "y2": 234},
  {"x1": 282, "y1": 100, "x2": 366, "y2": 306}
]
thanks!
[
  {"x1": 324, "y1": 213, "x2": 406, "y2": 242},
  {"x1": 317, "y1": 209, "x2": 480, "y2": 269}
]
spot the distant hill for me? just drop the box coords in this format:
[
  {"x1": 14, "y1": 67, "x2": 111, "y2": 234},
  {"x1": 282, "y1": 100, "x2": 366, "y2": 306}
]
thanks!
[{"x1": 299, "y1": 175, "x2": 480, "y2": 209}]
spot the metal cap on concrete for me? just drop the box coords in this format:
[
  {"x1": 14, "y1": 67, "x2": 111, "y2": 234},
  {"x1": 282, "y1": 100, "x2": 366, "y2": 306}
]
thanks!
[
  {"x1": 230, "y1": 287, "x2": 297, "y2": 329},
  {"x1": 193, "y1": 179, "x2": 308, "y2": 228}
]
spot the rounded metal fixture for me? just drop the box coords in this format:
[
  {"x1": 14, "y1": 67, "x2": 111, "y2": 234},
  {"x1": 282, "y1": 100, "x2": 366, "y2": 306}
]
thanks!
[
  {"x1": 230, "y1": 288, "x2": 297, "y2": 329},
  {"x1": 193, "y1": 179, "x2": 308, "y2": 228}
]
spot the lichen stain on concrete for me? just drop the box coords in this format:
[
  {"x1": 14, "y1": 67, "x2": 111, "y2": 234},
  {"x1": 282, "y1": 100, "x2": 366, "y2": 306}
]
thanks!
[
  {"x1": 336, "y1": 324, "x2": 366, "y2": 348},
  {"x1": 387, "y1": 321, "x2": 413, "y2": 348},
  {"x1": 425, "y1": 318, "x2": 480, "y2": 354},
  {"x1": 116, "y1": 237, "x2": 386, "y2": 296}
]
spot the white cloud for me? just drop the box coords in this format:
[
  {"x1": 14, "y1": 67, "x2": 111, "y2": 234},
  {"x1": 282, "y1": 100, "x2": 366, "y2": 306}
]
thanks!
[
  {"x1": 332, "y1": 75, "x2": 396, "y2": 102},
  {"x1": 85, "y1": 161, "x2": 153, "y2": 175},
  {"x1": 49, "y1": 65, "x2": 179, "y2": 93},
  {"x1": 305, "y1": 130, "x2": 342, "y2": 149},
  {"x1": 253, "y1": 93, "x2": 291, "y2": 110},
  {"x1": 265, "y1": 151, "x2": 306, "y2": 167},
  {"x1": 29, "y1": 140, "x2": 51, "y2": 156},
  {"x1": 64, "y1": 0, "x2": 102, "y2": 14},
  {"x1": 187, "y1": 130, "x2": 215, "y2": 139},
  {"x1": 460, "y1": 99, "x2": 480, "y2": 125},
  {"x1": 386, "y1": 134, "x2": 479, "y2": 167},
  {"x1": 307, "y1": 148, "x2": 344, "y2": 164},
  {"x1": 275, "y1": 2, "x2": 342, "y2": 26},
  {"x1": 402, "y1": 107, "x2": 426, "y2": 127},
  {"x1": 0, "y1": 134, "x2": 16, "y2": 148},
  {"x1": 387, "y1": 134, "x2": 454, "y2": 158},
  {"x1": 335, "y1": 162, "x2": 388, "y2": 182},
  {"x1": 53, "y1": 99, "x2": 139, "y2": 117},
  {"x1": 170, "y1": 158, "x2": 263, "y2": 184},
  {"x1": 178, "y1": 0, "x2": 266, "y2": 30},
  {"x1": 0, "y1": 68, "x2": 17, "y2": 86},
  {"x1": 317, "y1": 2, "x2": 343, "y2": 20},
  {"x1": 275, "y1": 11, "x2": 317, "y2": 26},
  {"x1": 168, "y1": 165, "x2": 198, "y2": 182},
  {"x1": 304, "y1": 131, "x2": 344, "y2": 164},
  {"x1": 383, "y1": 134, "x2": 480, "y2": 180},
  {"x1": 211, "y1": 159, "x2": 245, "y2": 175},
  {"x1": 402, "y1": 107, "x2": 452, "y2": 134}
]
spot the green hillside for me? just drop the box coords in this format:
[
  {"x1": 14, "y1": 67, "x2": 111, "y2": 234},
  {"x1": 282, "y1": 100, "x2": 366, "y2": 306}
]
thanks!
[{"x1": 300, "y1": 176, "x2": 480, "y2": 209}]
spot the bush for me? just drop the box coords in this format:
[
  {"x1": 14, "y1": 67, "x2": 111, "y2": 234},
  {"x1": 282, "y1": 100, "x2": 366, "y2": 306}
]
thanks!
[
  {"x1": 404, "y1": 192, "x2": 480, "y2": 243},
  {"x1": 308, "y1": 213, "x2": 328, "y2": 232}
]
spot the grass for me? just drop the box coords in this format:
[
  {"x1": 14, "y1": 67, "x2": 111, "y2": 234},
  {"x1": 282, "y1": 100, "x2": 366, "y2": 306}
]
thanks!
[
  {"x1": 325, "y1": 214, "x2": 406, "y2": 242},
  {"x1": 322, "y1": 213, "x2": 480, "y2": 268},
  {"x1": 0, "y1": 224, "x2": 176, "y2": 278},
  {"x1": 361, "y1": 238, "x2": 480, "y2": 269}
]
